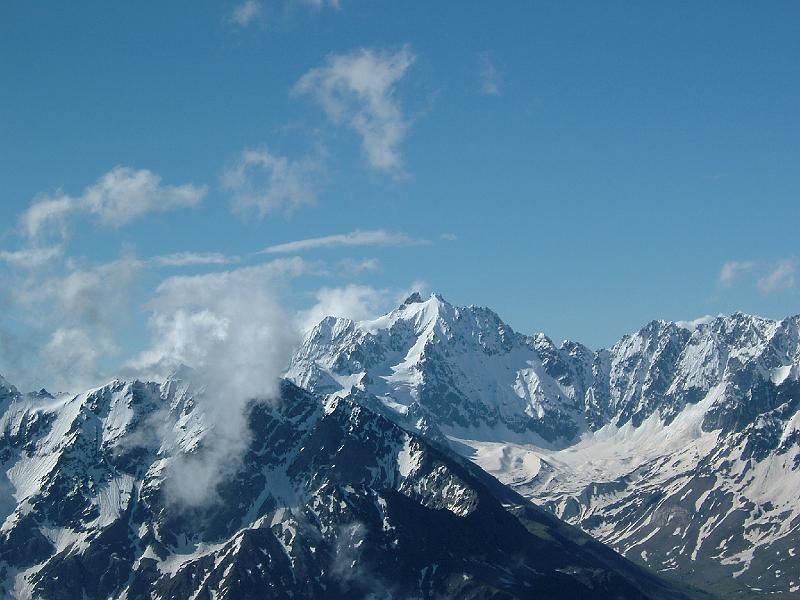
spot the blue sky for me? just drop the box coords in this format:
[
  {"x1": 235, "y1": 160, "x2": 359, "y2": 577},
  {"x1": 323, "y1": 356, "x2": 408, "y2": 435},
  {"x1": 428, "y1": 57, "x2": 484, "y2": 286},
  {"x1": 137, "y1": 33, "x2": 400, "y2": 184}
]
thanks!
[{"x1": 1, "y1": 2, "x2": 798, "y2": 390}]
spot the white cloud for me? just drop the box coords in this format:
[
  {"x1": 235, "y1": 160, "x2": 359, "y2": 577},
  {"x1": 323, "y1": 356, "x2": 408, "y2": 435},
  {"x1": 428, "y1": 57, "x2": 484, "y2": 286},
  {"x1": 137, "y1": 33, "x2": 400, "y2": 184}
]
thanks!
[
  {"x1": 45, "y1": 258, "x2": 142, "y2": 335},
  {"x1": 298, "y1": 280, "x2": 429, "y2": 333},
  {"x1": 293, "y1": 46, "x2": 415, "y2": 171},
  {"x1": 129, "y1": 258, "x2": 307, "y2": 506},
  {"x1": 83, "y1": 167, "x2": 206, "y2": 226},
  {"x1": 718, "y1": 260, "x2": 755, "y2": 286},
  {"x1": 0, "y1": 246, "x2": 63, "y2": 268},
  {"x1": 34, "y1": 263, "x2": 136, "y2": 354},
  {"x1": 262, "y1": 229, "x2": 428, "y2": 254},
  {"x1": 21, "y1": 196, "x2": 73, "y2": 240},
  {"x1": 42, "y1": 328, "x2": 107, "y2": 391},
  {"x1": 153, "y1": 252, "x2": 239, "y2": 267},
  {"x1": 145, "y1": 258, "x2": 307, "y2": 316},
  {"x1": 440, "y1": 232, "x2": 457, "y2": 241},
  {"x1": 21, "y1": 166, "x2": 207, "y2": 239},
  {"x1": 230, "y1": 0, "x2": 262, "y2": 26},
  {"x1": 478, "y1": 53, "x2": 502, "y2": 96},
  {"x1": 757, "y1": 258, "x2": 796, "y2": 293},
  {"x1": 675, "y1": 315, "x2": 717, "y2": 332},
  {"x1": 10, "y1": 255, "x2": 143, "y2": 391},
  {"x1": 298, "y1": 284, "x2": 386, "y2": 331},
  {"x1": 222, "y1": 148, "x2": 320, "y2": 217}
]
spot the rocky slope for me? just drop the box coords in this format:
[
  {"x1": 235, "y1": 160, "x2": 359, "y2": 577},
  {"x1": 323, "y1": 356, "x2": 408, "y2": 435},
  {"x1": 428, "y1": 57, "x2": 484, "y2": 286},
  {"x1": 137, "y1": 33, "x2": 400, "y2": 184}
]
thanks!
[
  {"x1": 0, "y1": 373, "x2": 697, "y2": 599},
  {"x1": 289, "y1": 293, "x2": 800, "y2": 597}
]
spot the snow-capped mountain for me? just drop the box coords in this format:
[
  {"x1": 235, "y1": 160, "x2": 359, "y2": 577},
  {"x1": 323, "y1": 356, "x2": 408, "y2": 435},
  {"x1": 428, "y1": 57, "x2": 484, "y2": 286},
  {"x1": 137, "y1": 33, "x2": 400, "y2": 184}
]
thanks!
[
  {"x1": 289, "y1": 292, "x2": 601, "y2": 444},
  {"x1": 289, "y1": 293, "x2": 800, "y2": 597},
  {"x1": 0, "y1": 372, "x2": 699, "y2": 599}
]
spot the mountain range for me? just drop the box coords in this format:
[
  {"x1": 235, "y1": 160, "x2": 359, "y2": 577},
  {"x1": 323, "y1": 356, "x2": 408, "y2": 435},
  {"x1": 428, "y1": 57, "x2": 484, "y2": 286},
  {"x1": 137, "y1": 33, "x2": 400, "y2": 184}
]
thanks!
[
  {"x1": 0, "y1": 370, "x2": 703, "y2": 599},
  {"x1": 0, "y1": 291, "x2": 796, "y2": 598},
  {"x1": 288, "y1": 293, "x2": 800, "y2": 598}
]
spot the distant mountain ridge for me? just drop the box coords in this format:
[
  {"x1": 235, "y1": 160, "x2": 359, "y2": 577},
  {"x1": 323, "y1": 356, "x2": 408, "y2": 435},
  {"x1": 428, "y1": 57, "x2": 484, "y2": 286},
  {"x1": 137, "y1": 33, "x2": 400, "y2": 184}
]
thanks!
[{"x1": 288, "y1": 293, "x2": 800, "y2": 597}]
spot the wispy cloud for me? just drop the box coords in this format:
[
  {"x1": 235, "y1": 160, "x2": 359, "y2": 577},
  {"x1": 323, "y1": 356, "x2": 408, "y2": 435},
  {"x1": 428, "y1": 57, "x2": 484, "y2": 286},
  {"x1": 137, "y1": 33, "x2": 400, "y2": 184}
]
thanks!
[
  {"x1": 718, "y1": 260, "x2": 755, "y2": 286},
  {"x1": 0, "y1": 246, "x2": 63, "y2": 268},
  {"x1": 297, "y1": 279, "x2": 428, "y2": 332},
  {"x1": 222, "y1": 147, "x2": 321, "y2": 218},
  {"x1": 153, "y1": 252, "x2": 239, "y2": 268},
  {"x1": 300, "y1": 0, "x2": 341, "y2": 9},
  {"x1": 21, "y1": 166, "x2": 207, "y2": 239},
  {"x1": 261, "y1": 229, "x2": 429, "y2": 254},
  {"x1": 10, "y1": 255, "x2": 143, "y2": 391},
  {"x1": 757, "y1": 258, "x2": 796, "y2": 293},
  {"x1": 477, "y1": 53, "x2": 502, "y2": 96},
  {"x1": 298, "y1": 284, "x2": 386, "y2": 331},
  {"x1": 230, "y1": 0, "x2": 339, "y2": 28},
  {"x1": 293, "y1": 46, "x2": 415, "y2": 171},
  {"x1": 229, "y1": 0, "x2": 262, "y2": 26},
  {"x1": 20, "y1": 196, "x2": 73, "y2": 240},
  {"x1": 338, "y1": 257, "x2": 380, "y2": 275}
]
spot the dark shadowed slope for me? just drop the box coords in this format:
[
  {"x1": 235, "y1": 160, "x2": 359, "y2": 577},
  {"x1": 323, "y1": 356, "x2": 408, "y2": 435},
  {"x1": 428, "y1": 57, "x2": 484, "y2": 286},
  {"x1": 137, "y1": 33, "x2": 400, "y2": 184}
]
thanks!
[{"x1": 0, "y1": 374, "x2": 706, "y2": 599}]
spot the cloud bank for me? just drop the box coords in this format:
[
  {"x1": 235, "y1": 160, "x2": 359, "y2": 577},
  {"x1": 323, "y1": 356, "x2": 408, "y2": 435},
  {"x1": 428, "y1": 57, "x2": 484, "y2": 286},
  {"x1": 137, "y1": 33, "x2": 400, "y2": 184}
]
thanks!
[
  {"x1": 129, "y1": 258, "x2": 307, "y2": 506},
  {"x1": 7, "y1": 255, "x2": 143, "y2": 392}
]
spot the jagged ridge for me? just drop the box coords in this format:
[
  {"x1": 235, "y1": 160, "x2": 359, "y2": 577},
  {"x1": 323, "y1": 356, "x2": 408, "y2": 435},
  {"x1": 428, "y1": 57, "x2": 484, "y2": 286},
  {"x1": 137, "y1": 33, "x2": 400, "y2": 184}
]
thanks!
[
  {"x1": 0, "y1": 374, "x2": 701, "y2": 599},
  {"x1": 289, "y1": 294, "x2": 800, "y2": 597}
]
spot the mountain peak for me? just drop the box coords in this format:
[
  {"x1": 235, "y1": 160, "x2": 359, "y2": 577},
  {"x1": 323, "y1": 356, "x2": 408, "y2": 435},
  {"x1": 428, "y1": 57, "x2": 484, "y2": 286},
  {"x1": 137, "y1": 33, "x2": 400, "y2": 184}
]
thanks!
[
  {"x1": 401, "y1": 291, "x2": 424, "y2": 306},
  {"x1": 399, "y1": 291, "x2": 449, "y2": 307},
  {"x1": 0, "y1": 373, "x2": 21, "y2": 403}
]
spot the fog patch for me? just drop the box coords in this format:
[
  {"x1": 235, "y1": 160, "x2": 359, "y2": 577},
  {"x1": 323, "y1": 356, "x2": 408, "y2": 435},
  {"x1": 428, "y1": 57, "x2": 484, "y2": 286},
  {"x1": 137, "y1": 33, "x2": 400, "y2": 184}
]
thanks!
[
  {"x1": 129, "y1": 259, "x2": 306, "y2": 507},
  {"x1": 1, "y1": 254, "x2": 142, "y2": 393}
]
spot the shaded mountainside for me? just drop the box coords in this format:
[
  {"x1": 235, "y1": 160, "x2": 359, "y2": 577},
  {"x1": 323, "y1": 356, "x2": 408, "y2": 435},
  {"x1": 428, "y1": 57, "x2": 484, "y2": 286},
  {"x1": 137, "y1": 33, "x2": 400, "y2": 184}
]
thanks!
[
  {"x1": 0, "y1": 375, "x2": 702, "y2": 599},
  {"x1": 289, "y1": 294, "x2": 800, "y2": 597}
]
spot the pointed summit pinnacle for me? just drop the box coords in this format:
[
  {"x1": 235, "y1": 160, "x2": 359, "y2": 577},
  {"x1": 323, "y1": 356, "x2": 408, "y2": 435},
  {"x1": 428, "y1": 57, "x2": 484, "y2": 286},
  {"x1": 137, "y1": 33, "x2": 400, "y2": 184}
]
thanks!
[{"x1": 401, "y1": 291, "x2": 425, "y2": 306}]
